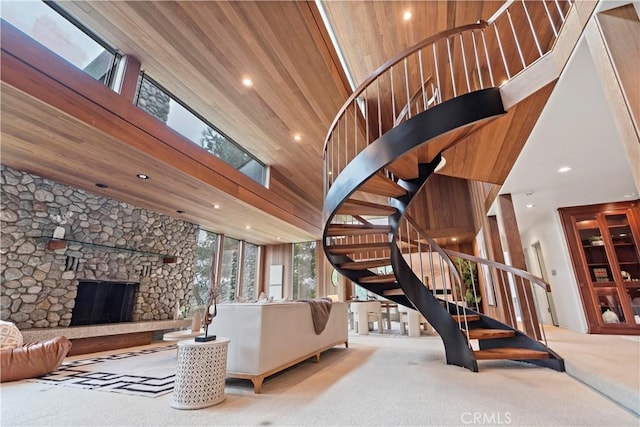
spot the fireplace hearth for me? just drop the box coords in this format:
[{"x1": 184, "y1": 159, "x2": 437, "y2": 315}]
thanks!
[{"x1": 70, "y1": 281, "x2": 139, "y2": 326}]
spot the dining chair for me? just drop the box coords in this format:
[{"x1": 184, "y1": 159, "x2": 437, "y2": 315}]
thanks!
[
  {"x1": 350, "y1": 301, "x2": 383, "y2": 334},
  {"x1": 398, "y1": 304, "x2": 431, "y2": 336}
]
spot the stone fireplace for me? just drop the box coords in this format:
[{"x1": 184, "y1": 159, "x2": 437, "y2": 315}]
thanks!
[{"x1": 0, "y1": 165, "x2": 198, "y2": 330}]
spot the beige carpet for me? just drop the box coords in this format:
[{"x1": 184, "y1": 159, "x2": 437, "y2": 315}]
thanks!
[{"x1": 1, "y1": 332, "x2": 638, "y2": 427}]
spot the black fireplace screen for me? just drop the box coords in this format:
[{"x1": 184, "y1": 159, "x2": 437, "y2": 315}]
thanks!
[{"x1": 70, "y1": 281, "x2": 139, "y2": 326}]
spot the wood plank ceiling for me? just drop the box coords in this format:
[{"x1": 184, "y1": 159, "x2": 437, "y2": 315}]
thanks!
[{"x1": 1, "y1": 1, "x2": 554, "y2": 244}]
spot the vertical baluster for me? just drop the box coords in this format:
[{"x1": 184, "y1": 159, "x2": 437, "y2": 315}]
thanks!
[
  {"x1": 440, "y1": 255, "x2": 449, "y2": 304},
  {"x1": 530, "y1": 280, "x2": 548, "y2": 345},
  {"x1": 542, "y1": 0, "x2": 559, "y2": 38},
  {"x1": 480, "y1": 30, "x2": 496, "y2": 86},
  {"x1": 417, "y1": 232, "x2": 425, "y2": 288},
  {"x1": 329, "y1": 133, "x2": 334, "y2": 187},
  {"x1": 344, "y1": 106, "x2": 349, "y2": 167},
  {"x1": 428, "y1": 244, "x2": 437, "y2": 297},
  {"x1": 430, "y1": 82, "x2": 438, "y2": 105},
  {"x1": 506, "y1": 9, "x2": 526, "y2": 69},
  {"x1": 500, "y1": 269, "x2": 516, "y2": 327},
  {"x1": 365, "y1": 87, "x2": 369, "y2": 145},
  {"x1": 404, "y1": 57, "x2": 411, "y2": 120},
  {"x1": 493, "y1": 22, "x2": 511, "y2": 80},
  {"x1": 390, "y1": 67, "x2": 396, "y2": 123},
  {"x1": 353, "y1": 98, "x2": 358, "y2": 157},
  {"x1": 406, "y1": 221, "x2": 413, "y2": 271},
  {"x1": 521, "y1": 0, "x2": 543, "y2": 57},
  {"x1": 336, "y1": 117, "x2": 340, "y2": 175},
  {"x1": 519, "y1": 276, "x2": 536, "y2": 338},
  {"x1": 468, "y1": 260, "x2": 479, "y2": 311},
  {"x1": 554, "y1": 0, "x2": 566, "y2": 22},
  {"x1": 432, "y1": 43, "x2": 442, "y2": 104},
  {"x1": 446, "y1": 36, "x2": 457, "y2": 97},
  {"x1": 459, "y1": 33, "x2": 471, "y2": 93},
  {"x1": 471, "y1": 30, "x2": 484, "y2": 89},
  {"x1": 418, "y1": 49, "x2": 427, "y2": 111},
  {"x1": 377, "y1": 79, "x2": 382, "y2": 139}
]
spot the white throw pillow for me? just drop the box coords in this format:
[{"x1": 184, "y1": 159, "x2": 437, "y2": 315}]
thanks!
[{"x1": 0, "y1": 320, "x2": 24, "y2": 350}]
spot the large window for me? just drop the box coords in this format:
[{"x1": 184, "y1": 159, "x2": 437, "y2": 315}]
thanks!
[
  {"x1": 219, "y1": 237, "x2": 240, "y2": 303},
  {"x1": 192, "y1": 231, "x2": 260, "y2": 307},
  {"x1": 1, "y1": 1, "x2": 118, "y2": 86},
  {"x1": 293, "y1": 241, "x2": 316, "y2": 300},
  {"x1": 241, "y1": 242, "x2": 259, "y2": 301},
  {"x1": 135, "y1": 75, "x2": 267, "y2": 185},
  {"x1": 191, "y1": 230, "x2": 219, "y2": 310}
]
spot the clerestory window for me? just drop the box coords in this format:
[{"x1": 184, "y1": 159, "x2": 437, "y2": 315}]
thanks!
[{"x1": 135, "y1": 74, "x2": 267, "y2": 186}]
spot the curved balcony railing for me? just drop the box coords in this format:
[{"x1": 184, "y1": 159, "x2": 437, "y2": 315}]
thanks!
[{"x1": 323, "y1": 0, "x2": 573, "y2": 197}]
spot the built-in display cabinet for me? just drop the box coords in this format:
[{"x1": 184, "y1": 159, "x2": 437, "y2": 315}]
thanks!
[{"x1": 560, "y1": 200, "x2": 640, "y2": 334}]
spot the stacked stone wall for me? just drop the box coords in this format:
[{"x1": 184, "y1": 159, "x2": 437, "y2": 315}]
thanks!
[{"x1": 0, "y1": 165, "x2": 198, "y2": 329}]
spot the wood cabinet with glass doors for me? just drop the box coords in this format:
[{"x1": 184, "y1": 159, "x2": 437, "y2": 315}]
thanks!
[{"x1": 560, "y1": 200, "x2": 640, "y2": 334}]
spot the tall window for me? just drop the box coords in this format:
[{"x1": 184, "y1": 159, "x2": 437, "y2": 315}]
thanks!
[
  {"x1": 135, "y1": 75, "x2": 267, "y2": 185},
  {"x1": 293, "y1": 241, "x2": 316, "y2": 300},
  {"x1": 219, "y1": 237, "x2": 240, "y2": 303},
  {"x1": 192, "y1": 232, "x2": 260, "y2": 306},
  {"x1": 241, "y1": 242, "x2": 259, "y2": 300},
  {"x1": 1, "y1": 1, "x2": 118, "y2": 86},
  {"x1": 191, "y1": 230, "x2": 219, "y2": 310}
]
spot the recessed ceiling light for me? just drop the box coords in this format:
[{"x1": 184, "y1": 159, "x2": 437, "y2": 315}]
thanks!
[
  {"x1": 242, "y1": 77, "x2": 253, "y2": 87},
  {"x1": 451, "y1": 237, "x2": 457, "y2": 242},
  {"x1": 213, "y1": 204, "x2": 221, "y2": 209},
  {"x1": 276, "y1": 236, "x2": 281, "y2": 240},
  {"x1": 95, "y1": 183, "x2": 108, "y2": 188},
  {"x1": 245, "y1": 225, "x2": 251, "y2": 230},
  {"x1": 403, "y1": 11, "x2": 412, "y2": 21},
  {"x1": 136, "y1": 173, "x2": 149, "y2": 180},
  {"x1": 623, "y1": 194, "x2": 635, "y2": 198},
  {"x1": 176, "y1": 210, "x2": 185, "y2": 214},
  {"x1": 557, "y1": 166, "x2": 572, "y2": 173},
  {"x1": 526, "y1": 203, "x2": 535, "y2": 208},
  {"x1": 293, "y1": 134, "x2": 302, "y2": 142}
]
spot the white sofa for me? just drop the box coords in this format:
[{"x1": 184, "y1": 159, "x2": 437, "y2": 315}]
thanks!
[{"x1": 207, "y1": 301, "x2": 348, "y2": 393}]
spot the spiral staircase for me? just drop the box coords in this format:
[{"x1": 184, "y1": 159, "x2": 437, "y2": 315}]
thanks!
[{"x1": 322, "y1": 1, "x2": 576, "y2": 372}]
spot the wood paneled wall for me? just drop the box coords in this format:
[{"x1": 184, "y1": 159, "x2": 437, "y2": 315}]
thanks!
[
  {"x1": 262, "y1": 244, "x2": 293, "y2": 298},
  {"x1": 406, "y1": 174, "x2": 475, "y2": 241}
]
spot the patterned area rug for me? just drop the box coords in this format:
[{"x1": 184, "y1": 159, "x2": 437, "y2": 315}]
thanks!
[{"x1": 28, "y1": 344, "x2": 178, "y2": 398}]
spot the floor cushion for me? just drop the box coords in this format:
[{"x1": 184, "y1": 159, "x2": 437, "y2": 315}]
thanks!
[{"x1": 1, "y1": 336, "x2": 72, "y2": 382}]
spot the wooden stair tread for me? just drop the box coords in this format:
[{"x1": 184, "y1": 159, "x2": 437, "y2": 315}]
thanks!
[
  {"x1": 326, "y1": 224, "x2": 390, "y2": 237},
  {"x1": 340, "y1": 258, "x2": 391, "y2": 270},
  {"x1": 337, "y1": 199, "x2": 397, "y2": 216},
  {"x1": 383, "y1": 288, "x2": 404, "y2": 296},
  {"x1": 386, "y1": 151, "x2": 419, "y2": 180},
  {"x1": 464, "y1": 328, "x2": 515, "y2": 340},
  {"x1": 360, "y1": 274, "x2": 396, "y2": 284},
  {"x1": 451, "y1": 314, "x2": 480, "y2": 322},
  {"x1": 359, "y1": 173, "x2": 406, "y2": 197},
  {"x1": 327, "y1": 242, "x2": 388, "y2": 254},
  {"x1": 474, "y1": 347, "x2": 550, "y2": 360}
]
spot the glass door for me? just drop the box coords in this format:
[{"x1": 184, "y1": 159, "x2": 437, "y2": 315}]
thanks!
[{"x1": 604, "y1": 213, "x2": 640, "y2": 326}]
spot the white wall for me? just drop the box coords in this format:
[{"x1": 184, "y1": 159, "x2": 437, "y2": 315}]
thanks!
[{"x1": 521, "y1": 211, "x2": 588, "y2": 333}]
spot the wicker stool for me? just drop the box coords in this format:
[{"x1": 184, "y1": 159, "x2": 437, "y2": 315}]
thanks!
[{"x1": 170, "y1": 338, "x2": 230, "y2": 410}]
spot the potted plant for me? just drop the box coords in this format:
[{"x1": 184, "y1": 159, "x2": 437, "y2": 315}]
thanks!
[{"x1": 452, "y1": 257, "x2": 481, "y2": 309}]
